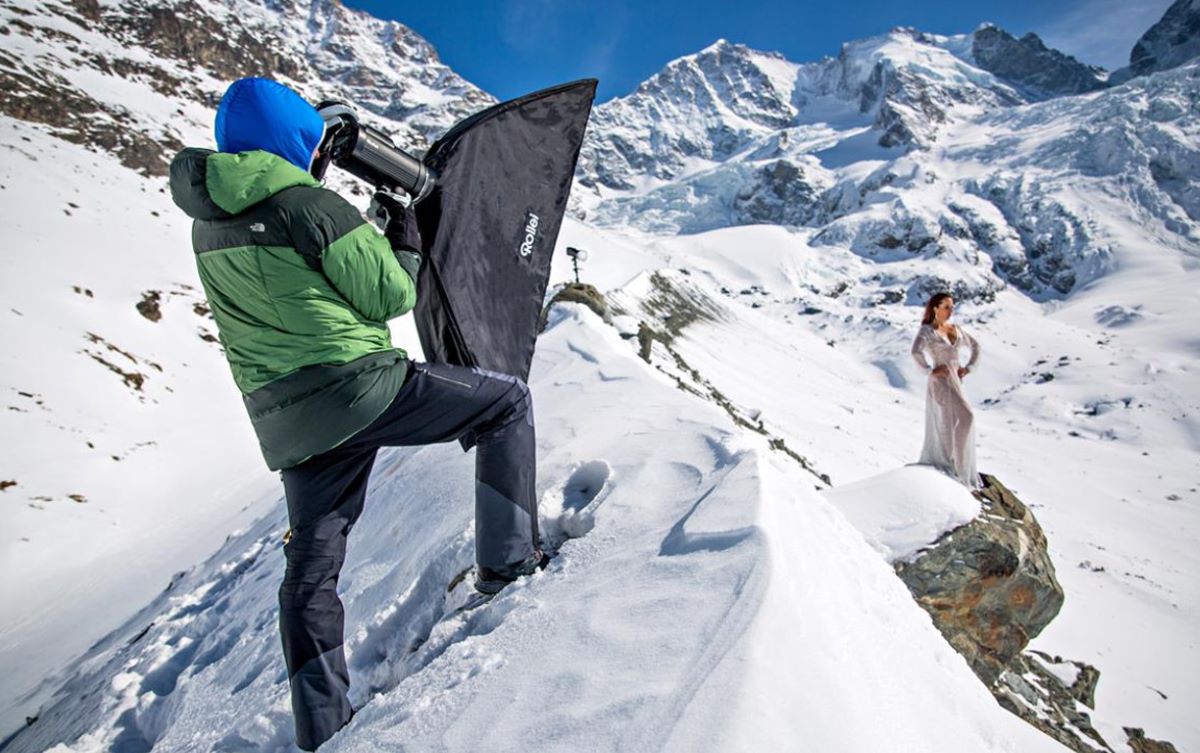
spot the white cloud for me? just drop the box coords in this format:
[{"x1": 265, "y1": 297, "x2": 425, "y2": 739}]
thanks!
[
  {"x1": 1037, "y1": 0, "x2": 1175, "y2": 70},
  {"x1": 500, "y1": 0, "x2": 563, "y2": 54}
]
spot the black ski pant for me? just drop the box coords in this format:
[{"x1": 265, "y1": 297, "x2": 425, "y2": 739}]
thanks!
[{"x1": 277, "y1": 361, "x2": 539, "y2": 751}]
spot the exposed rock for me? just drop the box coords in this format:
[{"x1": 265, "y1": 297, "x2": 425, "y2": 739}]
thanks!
[
  {"x1": 539, "y1": 283, "x2": 610, "y2": 333},
  {"x1": 966, "y1": 175, "x2": 1110, "y2": 298},
  {"x1": 907, "y1": 274, "x2": 1002, "y2": 306},
  {"x1": 81, "y1": 332, "x2": 155, "y2": 394},
  {"x1": 846, "y1": 30, "x2": 1021, "y2": 150},
  {"x1": 731, "y1": 159, "x2": 823, "y2": 226},
  {"x1": 994, "y1": 651, "x2": 1110, "y2": 753},
  {"x1": 892, "y1": 476, "x2": 1177, "y2": 752},
  {"x1": 894, "y1": 473, "x2": 1063, "y2": 686},
  {"x1": 1128, "y1": 0, "x2": 1200, "y2": 79},
  {"x1": 636, "y1": 272, "x2": 722, "y2": 345},
  {"x1": 608, "y1": 272, "x2": 831, "y2": 487},
  {"x1": 136, "y1": 291, "x2": 162, "y2": 322},
  {"x1": 1125, "y1": 727, "x2": 1180, "y2": 753},
  {"x1": 105, "y1": 0, "x2": 306, "y2": 83},
  {"x1": 873, "y1": 289, "x2": 904, "y2": 306},
  {"x1": 971, "y1": 26, "x2": 1107, "y2": 99},
  {"x1": 0, "y1": 0, "x2": 492, "y2": 179},
  {"x1": 576, "y1": 40, "x2": 803, "y2": 193},
  {"x1": 813, "y1": 208, "x2": 944, "y2": 258},
  {"x1": 0, "y1": 49, "x2": 182, "y2": 176},
  {"x1": 861, "y1": 63, "x2": 947, "y2": 149}
]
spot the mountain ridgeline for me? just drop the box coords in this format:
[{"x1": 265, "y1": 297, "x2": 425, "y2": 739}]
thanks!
[
  {"x1": 0, "y1": 0, "x2": 1195, "y2": 305},
  {"x1": 574, "y1": 2, "x2": 1199, "y2": 302},
  {"x1": 0, "y1": 0, "x2": 1197, "y2": 750}
]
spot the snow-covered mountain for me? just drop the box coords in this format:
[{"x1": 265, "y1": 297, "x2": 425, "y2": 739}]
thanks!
[
  {"x1": 0, "y1": 0, "x2": 488, "y2": 736},
  {"x1": 575, "y1": 23, "x2": 1198, "y2": 304},
  {"x1": 575, "y1": 23, "x2": 1105, "y2": 199},
  {"x1": 0, "y1": 0, "x2": 491, "y2": 176},
  {"x1": 1, "y1": 0, "x2": 1197, "y2": 751},
  {"x1": 1115, "y1": 0, "x2": 1200, "y2": 82}
]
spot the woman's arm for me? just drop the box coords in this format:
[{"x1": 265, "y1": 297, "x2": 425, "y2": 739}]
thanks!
[
  {"x1": 960, "y1": 326, "x2": 981, "y2": 369},
  {"x1": 911, "y1": 327, "x2": 933, "y2": 374}
]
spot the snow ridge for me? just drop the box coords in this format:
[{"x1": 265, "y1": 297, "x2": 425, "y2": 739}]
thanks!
[
  {"x1": 1, "y1": 0, "x2": 1198, "y2": 749},
  {"x1": 0, "y1": 306, "x2": 1063, "y2": 753}
]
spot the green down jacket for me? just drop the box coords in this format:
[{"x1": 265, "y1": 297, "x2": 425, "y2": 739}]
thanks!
[{"x1": 169, "y1": 148, "x2": 420, "y2": 470}]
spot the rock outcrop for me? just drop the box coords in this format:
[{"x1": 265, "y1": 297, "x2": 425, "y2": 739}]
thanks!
[
  {"x1": 894, "y1": 473, "x2": 1063, "y2": 685},
  {"x1": 995, "y1": 651, "x2": 1110, "y2": 753},
  {"x1": 1125, "y1": 727, "x2": 1181, "y2": 753},
  {"x1": 895, "y1": 474, "x2": 1181, "y2": 753},
  {"x1": 1128, "y1": 0, "x2": 1200, "y2": 78},
  {"x1": 970, "y1": 25, "x2": 1107, "y2": 99},
  {"x1": 539, "y1": 283, "x2": 611, "y2": 332},
  {"x1": 0, "y1": 0, "x2": 491, "y2": 176}
]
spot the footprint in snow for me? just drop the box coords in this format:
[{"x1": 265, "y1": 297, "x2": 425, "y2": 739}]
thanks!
[
  {"x1": 541, "y1": 459, "x2": 612, "y2": 546},
  {"x1": 345, "y1": 462, "x2": 613, "y2": 714}
]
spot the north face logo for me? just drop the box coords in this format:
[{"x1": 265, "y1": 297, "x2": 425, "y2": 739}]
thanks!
[{"x1": 249, "y1": 222, "x2": 266, "y2": 233}]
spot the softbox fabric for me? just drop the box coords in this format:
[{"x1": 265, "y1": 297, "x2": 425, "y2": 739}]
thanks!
[{"x1": 413, "y1": 79, "x2": 597, "y2": 382}]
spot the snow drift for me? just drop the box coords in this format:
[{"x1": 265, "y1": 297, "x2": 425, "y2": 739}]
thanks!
[{"x1": 1, "y1": 305, "x2": 1062, "y2": 752}]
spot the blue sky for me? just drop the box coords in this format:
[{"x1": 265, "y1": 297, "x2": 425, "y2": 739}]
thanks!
[{"x1": 343, "y1": 0, "x2": 1174, "y2": 102}]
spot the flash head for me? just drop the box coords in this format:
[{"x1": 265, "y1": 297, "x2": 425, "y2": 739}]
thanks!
[{"x1": 312, "y1": 101, "x2": 436, "y2": 205}]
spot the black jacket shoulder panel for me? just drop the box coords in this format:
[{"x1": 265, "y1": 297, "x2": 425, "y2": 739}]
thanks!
[
  {"x1": 170, "y1": 149, "x2": 231, "y2": 222},
  {"x1": 191, "y1": 195, "x2": 295, "y2": 255},
  {"x1": 276, "y1": 186, "x2": 368, "y2": 271}
]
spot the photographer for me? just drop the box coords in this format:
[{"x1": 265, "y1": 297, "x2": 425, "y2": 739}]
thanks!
[{"x1": 169, "y1": 77, "x2": 544, "y2": 751}]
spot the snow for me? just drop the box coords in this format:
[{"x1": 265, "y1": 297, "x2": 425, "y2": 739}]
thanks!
[
  {"x1": 0, "y1": 117, "x2": 284, "y2": 731},
  {"x1": 822, "y1": 466, "x2": 982, "y2": 563},
  {"x1": 0, "y1": 305, "x2": 1065, "y2": 753},
  {"x1": 0, "y1": 0, "x2": 490, "y2": 729},
  {"x1": 556, "y1": 215, "x2": 1198, "y2": 748},
  {"x1": 1, "y1": 0, "x2": 1197, "y2": 750}
]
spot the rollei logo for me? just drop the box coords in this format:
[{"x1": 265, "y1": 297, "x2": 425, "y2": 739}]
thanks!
[{"x1": 519, "y1": 212, "x2": 540, "y2": 257}]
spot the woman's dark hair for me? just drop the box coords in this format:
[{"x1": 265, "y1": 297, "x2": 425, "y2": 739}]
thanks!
[{"x1": 922, "y1": 293, "x2": 953, "y2": 325}]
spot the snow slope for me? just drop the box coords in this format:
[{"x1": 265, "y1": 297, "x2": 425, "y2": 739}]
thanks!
[
  {"x1": 0, "y1": 117, "x2": 284, "y2": 731},
  {"x1": 1, "y1": 304, "x2": 1064, "y2": 753},
  {"x1": 570, "y1": 213, "x2": 1198, "y2": 748},
  {"x1": 1, "y1": 0, "x2": 1197, "y2": 749},
  {"x1": 0, "y1": 0, "x2": 475, "y2": 730}
]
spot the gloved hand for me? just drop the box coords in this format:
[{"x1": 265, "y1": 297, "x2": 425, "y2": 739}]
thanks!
[{"x1": 369, "y1": 189, "x2": 422, "y2": 254}]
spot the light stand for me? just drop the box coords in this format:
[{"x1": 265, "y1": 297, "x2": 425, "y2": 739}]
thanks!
[{"x1": 566, "y1": 246, "x2": 588, "y2": 284}]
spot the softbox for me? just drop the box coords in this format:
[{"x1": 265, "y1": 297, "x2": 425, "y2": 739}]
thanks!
[{"x1": 413, "y1": 79, "x2": 597, "y2": 381}]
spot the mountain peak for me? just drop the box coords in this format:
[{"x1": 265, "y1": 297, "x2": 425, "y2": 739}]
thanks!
[
  {"x1": 970, "y1": 24, "x2": 1107, "y2": 98},
  {"x1": 0, "y1": 0, "x2": 494, "y2": 175},
  {"x1": 688, "y1": 37, "x2": 789, "y2": 65},
  {"x1": 1128, "y1": 0, "x2": 1200, "y2": 76}
]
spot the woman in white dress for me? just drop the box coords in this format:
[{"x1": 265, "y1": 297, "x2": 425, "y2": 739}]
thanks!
[{"x1": 911, "y1": 293, "x2": 982, "y2": 489}]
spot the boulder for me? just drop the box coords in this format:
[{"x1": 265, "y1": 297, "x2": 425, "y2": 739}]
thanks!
[
  {"x1": 894, "y1": 475, "x2": 1181, "y2": 753},
  {"x1": 1125, "y1": 727, "x2": 1181, "y2": 753},
  {"x1": 893, "y1": 473, "x2": 1063, "y2": 685},
  {"x1": 538, "y1": 283, "x2": 610, "y2": 333}
]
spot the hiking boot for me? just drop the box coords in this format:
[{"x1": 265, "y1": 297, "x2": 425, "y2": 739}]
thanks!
[{"x1": 474, "y1": 549, "x2": 551, "y2": 595}]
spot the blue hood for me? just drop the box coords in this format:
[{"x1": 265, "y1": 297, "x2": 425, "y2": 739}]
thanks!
[{"x1": 214, "y1": 78, "x2": 325, "y2": 171}]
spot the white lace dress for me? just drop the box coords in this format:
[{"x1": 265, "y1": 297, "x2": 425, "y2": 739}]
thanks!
[{"x1": 911, "y1": 324, "x2": 982, "y2": 489}]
